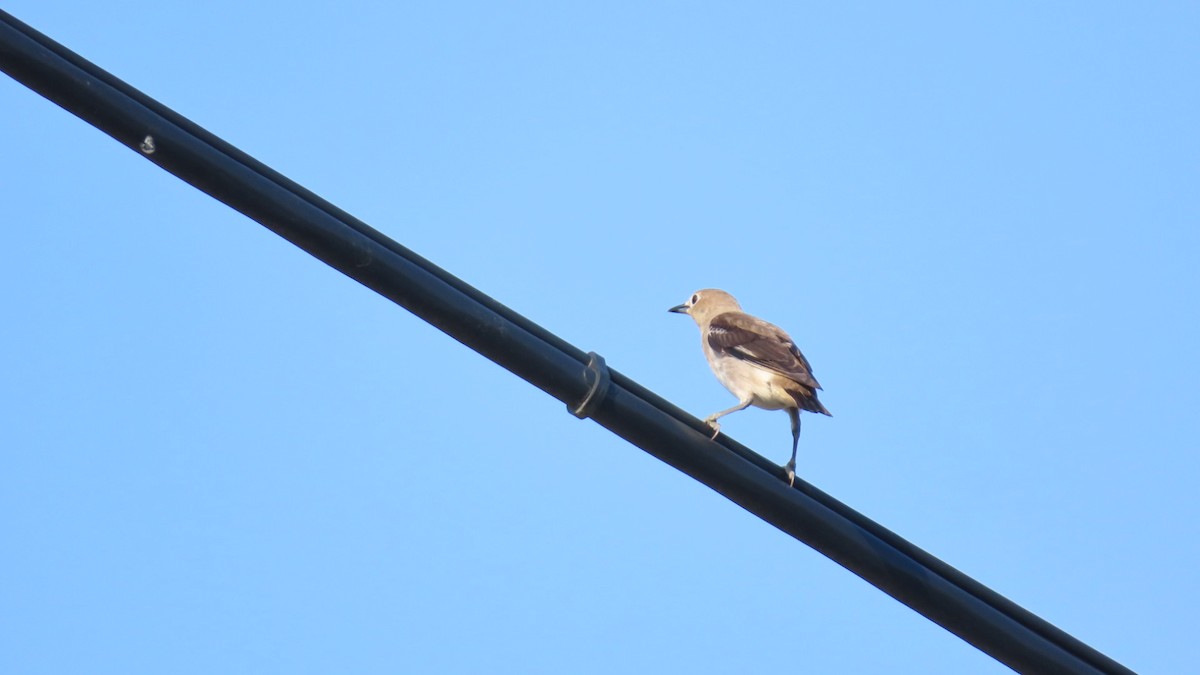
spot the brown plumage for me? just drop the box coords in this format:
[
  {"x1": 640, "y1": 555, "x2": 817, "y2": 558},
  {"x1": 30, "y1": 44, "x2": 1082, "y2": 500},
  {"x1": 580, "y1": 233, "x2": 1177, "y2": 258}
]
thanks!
[
  {"x1": 706, "y1": 312, "x2": 831, "y2": 416},
  {"x1": 670, "y1": 289, "x2": 830, "y2": 485}
]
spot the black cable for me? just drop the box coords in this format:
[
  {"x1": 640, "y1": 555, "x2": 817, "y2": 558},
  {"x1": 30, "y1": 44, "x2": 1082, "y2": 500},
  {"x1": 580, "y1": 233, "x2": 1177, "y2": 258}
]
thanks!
[{"x1": 0, "y1": 10, "x2": 1135, "y2": 674}]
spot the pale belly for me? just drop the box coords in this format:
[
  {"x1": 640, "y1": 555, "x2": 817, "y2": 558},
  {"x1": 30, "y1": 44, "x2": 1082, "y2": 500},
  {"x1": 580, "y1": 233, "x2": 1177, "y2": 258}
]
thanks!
[{"x1": 708, "y1": 351, "x2": 796, "y2": 411}]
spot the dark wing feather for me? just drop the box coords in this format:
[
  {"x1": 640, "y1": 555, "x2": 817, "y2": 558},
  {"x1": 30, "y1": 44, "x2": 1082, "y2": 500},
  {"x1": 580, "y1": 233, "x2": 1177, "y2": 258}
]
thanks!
[{"x1": 707, "y1": 311, "x2": 823, "y2": 391}]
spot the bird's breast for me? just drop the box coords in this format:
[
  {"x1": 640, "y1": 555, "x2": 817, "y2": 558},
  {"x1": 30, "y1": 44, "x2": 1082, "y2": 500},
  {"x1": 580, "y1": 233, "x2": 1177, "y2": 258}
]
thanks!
[{"x1": 705, "y1": 347, "x2": 796, "y2": 411}]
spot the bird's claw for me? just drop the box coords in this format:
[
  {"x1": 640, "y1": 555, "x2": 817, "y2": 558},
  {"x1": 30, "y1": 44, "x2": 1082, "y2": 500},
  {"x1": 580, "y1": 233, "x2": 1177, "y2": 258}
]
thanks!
[
  {"x1": 704, "y1": 418, "x2": 721, "y2": 439},
  {"x1": 784, "y1": 461, "x2": 796, "y2": 487}
]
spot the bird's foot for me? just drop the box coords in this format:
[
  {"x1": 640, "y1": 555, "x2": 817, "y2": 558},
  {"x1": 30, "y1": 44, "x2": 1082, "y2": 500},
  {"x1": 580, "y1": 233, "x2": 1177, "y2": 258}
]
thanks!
[
  {"x1": 784, "y1": 460, "x2": 796, "y2": 487},
  {"x1": 703, "y1": 417, "x2": 721, "y2": 439}
]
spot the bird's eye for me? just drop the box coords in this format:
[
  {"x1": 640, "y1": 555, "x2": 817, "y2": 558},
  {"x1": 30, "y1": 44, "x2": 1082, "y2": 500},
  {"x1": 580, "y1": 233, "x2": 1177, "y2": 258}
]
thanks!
[{"x1": 691, "y1": 293, "x2": 699, "y2": 305}]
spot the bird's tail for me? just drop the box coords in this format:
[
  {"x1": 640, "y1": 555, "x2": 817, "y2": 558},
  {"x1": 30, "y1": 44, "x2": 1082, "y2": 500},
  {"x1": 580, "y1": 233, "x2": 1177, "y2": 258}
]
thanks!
[
  {"x1": 808, "y1": 398, "x2": 832, "y2": 417},
  {"x1": 791, "y1": 387, "x2": 832, "y2": 417}
]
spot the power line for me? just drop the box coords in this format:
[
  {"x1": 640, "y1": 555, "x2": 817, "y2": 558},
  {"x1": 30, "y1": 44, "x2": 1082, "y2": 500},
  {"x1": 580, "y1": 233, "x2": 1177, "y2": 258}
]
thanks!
[{"x1": 0, "y1": 11, "x2": 1134, "y2": 674}]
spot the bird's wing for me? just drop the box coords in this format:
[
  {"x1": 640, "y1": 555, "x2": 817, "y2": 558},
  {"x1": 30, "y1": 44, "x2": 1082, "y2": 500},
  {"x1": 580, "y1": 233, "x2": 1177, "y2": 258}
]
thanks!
[{"x1": 707, "y1": 311, "x2": 822, "y2": 390}]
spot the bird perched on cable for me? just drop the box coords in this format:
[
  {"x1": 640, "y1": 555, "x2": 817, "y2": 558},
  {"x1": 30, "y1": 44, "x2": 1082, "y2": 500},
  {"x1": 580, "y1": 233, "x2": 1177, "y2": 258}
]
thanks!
[{"x1": 669, "y1": 289, "x2": 830, "y2": 486}]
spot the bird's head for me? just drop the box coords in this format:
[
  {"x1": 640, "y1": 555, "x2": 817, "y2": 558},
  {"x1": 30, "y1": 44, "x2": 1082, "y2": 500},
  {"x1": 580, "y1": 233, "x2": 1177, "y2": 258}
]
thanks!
[{"x1": 669, "y1": 289, "x2": 742, "y2": 325}]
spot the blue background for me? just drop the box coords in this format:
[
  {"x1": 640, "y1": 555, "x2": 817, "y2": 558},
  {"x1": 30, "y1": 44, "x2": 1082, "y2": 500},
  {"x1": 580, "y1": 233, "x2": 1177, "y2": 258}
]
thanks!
[{"x1": 3, "y1": 3, "x2": 1197, "y2": 673}]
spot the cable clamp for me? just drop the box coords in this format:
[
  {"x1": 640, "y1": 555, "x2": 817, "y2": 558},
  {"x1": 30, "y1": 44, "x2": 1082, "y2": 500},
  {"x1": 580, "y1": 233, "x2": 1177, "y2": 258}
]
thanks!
[{"x1": 570, "y1": 352, "x2": 611, "y2": 419}]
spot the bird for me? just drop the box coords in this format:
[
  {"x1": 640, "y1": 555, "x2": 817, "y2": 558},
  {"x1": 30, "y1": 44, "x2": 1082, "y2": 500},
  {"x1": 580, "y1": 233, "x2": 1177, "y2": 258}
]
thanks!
[{"x1": 669, "y1": 289, "x2": 830, "y2": 486}]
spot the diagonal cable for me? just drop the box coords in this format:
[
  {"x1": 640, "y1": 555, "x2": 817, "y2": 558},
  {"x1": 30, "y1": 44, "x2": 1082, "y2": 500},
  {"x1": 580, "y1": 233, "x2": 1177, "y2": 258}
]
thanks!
[{"x1": 0, "y1": 11, "x2": 1134, "y2": 674}]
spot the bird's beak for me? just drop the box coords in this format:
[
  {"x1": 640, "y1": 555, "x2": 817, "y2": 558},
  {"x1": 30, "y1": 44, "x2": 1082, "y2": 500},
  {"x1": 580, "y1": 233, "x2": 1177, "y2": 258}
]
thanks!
[{"x1": 668, "y1": 303, "x2": 689, "y2": 314}]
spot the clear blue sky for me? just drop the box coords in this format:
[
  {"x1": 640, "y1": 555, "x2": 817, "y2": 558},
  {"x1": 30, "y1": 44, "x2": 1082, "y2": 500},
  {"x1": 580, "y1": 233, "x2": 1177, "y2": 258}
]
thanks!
[{"x1": 3, "y1": 3, "x2": 1197, "y2": 673}]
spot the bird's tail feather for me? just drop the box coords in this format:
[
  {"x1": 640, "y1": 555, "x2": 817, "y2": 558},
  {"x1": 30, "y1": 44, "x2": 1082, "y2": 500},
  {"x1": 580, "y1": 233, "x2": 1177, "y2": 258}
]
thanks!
[{"x1": 790, "y1": 387, "x2": 832, "y2": 416}]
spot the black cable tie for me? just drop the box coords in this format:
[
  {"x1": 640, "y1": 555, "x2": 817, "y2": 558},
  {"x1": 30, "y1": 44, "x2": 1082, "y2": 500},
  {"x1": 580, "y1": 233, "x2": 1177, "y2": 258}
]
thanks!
[{"x1": 570, "y1": 352, "x2": 611, "y2": 419}]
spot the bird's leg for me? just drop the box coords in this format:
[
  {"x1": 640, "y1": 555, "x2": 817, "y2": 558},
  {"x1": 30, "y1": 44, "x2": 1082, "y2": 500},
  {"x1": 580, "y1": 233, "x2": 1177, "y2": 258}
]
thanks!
[
  {"x1": 785, "y1": 408, "x2": 801, "y2": 487},
  {"x1": 703, "y1": 399, "x2": 753, "y2": 439}
]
